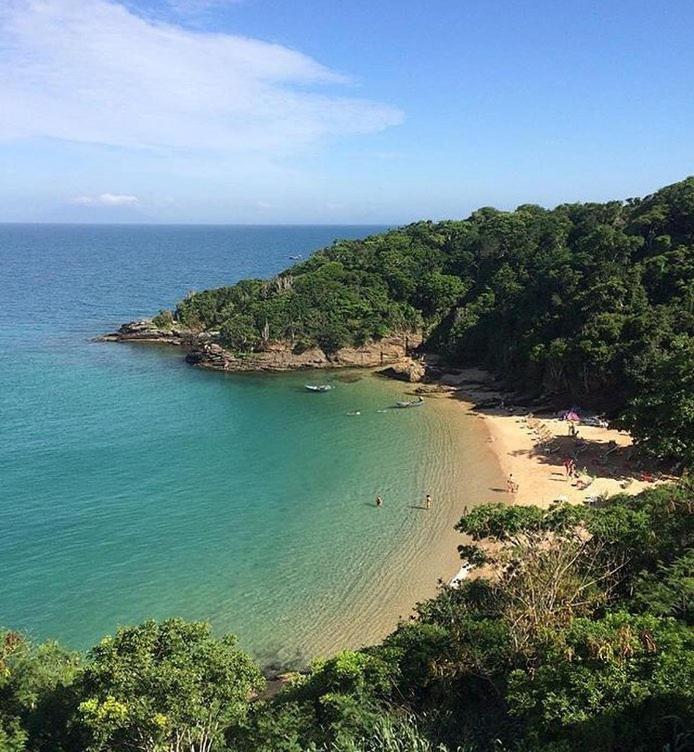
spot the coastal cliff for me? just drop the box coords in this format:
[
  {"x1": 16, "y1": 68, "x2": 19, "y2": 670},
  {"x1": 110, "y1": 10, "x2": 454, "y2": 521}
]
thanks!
[{"x1": 102, "y1": 320, "x2": 425, "y2": 378}]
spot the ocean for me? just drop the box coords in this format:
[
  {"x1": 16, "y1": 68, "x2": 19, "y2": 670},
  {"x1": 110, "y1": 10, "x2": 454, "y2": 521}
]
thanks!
[{"x1": 0, "y1": 224, "x2": 501, "y2": 665}]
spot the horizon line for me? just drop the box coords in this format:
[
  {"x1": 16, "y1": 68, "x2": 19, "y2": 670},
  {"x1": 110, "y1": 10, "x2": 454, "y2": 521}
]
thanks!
[{"x1": 0, "y1": 221, "x2": 400, "y2": 228}]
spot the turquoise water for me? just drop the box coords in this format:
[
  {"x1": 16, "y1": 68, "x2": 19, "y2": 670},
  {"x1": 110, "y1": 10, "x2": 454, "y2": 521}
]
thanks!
[{"x1": 0, "y1": 224, "x2": 501, "y2": 664}]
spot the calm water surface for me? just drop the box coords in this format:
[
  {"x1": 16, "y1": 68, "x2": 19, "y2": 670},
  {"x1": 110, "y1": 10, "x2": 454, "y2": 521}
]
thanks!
[{"x1": 0, "y1": 224, "x2": 500, "y2": 664}]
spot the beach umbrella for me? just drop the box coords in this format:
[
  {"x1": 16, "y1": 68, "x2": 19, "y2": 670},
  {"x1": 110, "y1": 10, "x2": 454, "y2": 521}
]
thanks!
[{"x1": 565, "y1": 411, "x2": 580, "y2": 422}]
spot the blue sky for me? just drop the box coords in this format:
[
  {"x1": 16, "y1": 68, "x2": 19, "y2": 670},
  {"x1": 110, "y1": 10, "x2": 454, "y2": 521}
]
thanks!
[{"x1": 1, "y1": 0, "x2": 692, "y2": 223}]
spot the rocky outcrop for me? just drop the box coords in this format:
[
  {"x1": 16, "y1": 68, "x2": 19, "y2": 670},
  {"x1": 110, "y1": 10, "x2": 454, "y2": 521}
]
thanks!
[
  {"x1": 185, "y1": 334, "x2": 420, "y2": 373},
  {"x1": 377, "y1": 358, "x2": 426, "y2": 383},
  {"x1": 102, "y1": 320, "x2": 423, "y2": 375},
  {"x1": 99, "y1": 320, "x2": 199, "y2": 346}
]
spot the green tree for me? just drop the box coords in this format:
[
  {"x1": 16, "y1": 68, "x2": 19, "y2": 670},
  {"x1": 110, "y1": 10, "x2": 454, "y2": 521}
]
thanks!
[
  {"x1": 76, "y1": 619, "x2": 263, "y2": 752},
  {"x1": 0, "y1": 631, "x2": 80, "y2": 752},
  {"x1": 621, "y1": 335, "x2": 694, "y2": 467},
  {"x1": 507, "y1": 612, "x2": 694, "y2": 751}
]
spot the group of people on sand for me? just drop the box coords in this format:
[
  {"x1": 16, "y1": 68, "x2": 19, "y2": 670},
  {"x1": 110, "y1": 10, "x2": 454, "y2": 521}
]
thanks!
[{"x1": 375, "y1": 493, "x2": 433, "y2": 509}]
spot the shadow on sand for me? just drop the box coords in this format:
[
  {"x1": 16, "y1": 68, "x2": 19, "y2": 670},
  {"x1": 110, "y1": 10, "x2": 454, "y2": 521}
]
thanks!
[{"x1": 447, "y1": 388, "x2": 662, "y2": 485}]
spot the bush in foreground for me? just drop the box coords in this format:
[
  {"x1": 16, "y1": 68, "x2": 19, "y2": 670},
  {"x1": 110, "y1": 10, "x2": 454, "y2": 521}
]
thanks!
[{"x1": 1, "y1": 485, "x2": 692, "y2": 751}]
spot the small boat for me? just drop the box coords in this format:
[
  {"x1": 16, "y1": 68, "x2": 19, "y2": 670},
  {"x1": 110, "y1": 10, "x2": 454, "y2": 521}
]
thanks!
[
  {"x1": 581, "y1": 415, "x2": 609, "y2": 428},
  {"x1": 395, "y1": 397, "x2": 424, "y2": 408},
  {"x1": 305, "y1": 384, "x2": 333, "y2": 392},
  {"x1": 346, "y1": 410, "x2": 361, "y2": 416},
  {"x1": 289, "y1": 254, "x2": 303, "y2": 260}
]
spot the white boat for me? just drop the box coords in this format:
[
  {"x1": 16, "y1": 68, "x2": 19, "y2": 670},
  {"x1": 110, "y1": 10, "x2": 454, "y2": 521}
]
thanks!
[
  {"x1": 395, "y1": 397, "x2": 424, "y2": 408},
  {"x1": 305, "y1": 384, "x2": 333, "y2": 392}
]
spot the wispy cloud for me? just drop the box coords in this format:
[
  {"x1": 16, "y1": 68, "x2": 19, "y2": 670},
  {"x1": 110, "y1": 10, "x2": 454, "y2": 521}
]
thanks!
[
  {"x1": 165, "y1": 0, "x2": 244, "y2": 13},
  {"x1": 70, "y1": 193, "x2": 139, "y2": 206},
  {"x1": 0, "y1": 0, "x2": 403, "y2": 154}
]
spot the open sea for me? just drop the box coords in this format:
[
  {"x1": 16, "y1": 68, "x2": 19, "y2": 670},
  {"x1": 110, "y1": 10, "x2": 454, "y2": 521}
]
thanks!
[{"x1": 0, "y1": 224, "x2": 501, "y2": 665}]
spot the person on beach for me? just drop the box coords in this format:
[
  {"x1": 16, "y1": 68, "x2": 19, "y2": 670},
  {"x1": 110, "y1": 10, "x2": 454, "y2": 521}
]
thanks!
[
  {"x1": 563, "y1": 458, "x2": 573, "y2": 478},
  {"x1": 425, "y1": 493, "x2": 432, "y2": 510},
  {"x1": 375, "y1": 495, "x2": 383, "y2": 507},
  {"x1": 506, "y1": 474, "x2": 517, "y2": 494}
]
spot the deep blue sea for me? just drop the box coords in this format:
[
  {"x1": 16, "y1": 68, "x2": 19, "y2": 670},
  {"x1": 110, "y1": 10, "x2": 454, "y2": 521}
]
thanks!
[{"x1": 0, "y1": 224, "x2": 500, "y2": 664}]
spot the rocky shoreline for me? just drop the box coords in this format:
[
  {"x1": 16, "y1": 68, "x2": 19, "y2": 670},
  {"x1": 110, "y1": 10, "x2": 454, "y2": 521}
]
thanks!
[{"x1": 101, "y1": 320, "x2": 426, "y2": 381}]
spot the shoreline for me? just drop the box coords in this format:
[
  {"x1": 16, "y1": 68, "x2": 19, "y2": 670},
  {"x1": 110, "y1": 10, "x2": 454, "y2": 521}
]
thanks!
[
  {"x1": 295, "y1": 376, "x2": 506, "y2": 660},
  {"x1": 98, "y1": 331, "x2": 661, "y2": 660},
  {"x1": 414, "y1": 369, "x2": 666, "y2": 597},
  {"x1": 439, "y1": 368, "x2": 662, "y2": 510}
]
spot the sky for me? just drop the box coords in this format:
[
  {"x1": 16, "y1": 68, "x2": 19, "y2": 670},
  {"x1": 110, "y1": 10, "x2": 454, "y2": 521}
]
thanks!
[{"x1": 0, "y1": 0, "x2": 693, "y2": 224}]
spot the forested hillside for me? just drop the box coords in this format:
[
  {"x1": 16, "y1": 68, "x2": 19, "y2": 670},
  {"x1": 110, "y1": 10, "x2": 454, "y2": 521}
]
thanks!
[
  {"x1": 166, "y1": 178, "x2": 694, "y2": 467},
  {"x1": 2, "y1": 484, "x2": 692, "y2": 751}
]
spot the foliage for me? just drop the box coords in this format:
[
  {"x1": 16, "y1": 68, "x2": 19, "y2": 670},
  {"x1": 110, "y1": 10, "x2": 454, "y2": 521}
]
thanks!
[
  {"x1": 631, "y1": 549, "x2": 694, "y2": 623},
  {"x1": 313, "y1": 713, "x2": 457, "y2": 751},
  {"x1": 167, "y1": 177, "x2": 694, "y2": 466},
  {"x1": 151, "y1": 309, "x2": 175, "y2": 330},
  {"x1": 620, "y1": 334, "x2": 694, "y2": 468},
  {"x1": 76, "y1": 619, "x2": 263, "y2": 752},
  {"x1": 247, "y1": 650, "x2": 397, "y2": 751},
  {"x1": 0, "y1": 631, "x2": 80, "y2": 752},
  {"x1": 506, "y1": 612, "x2": 694, "y2": 751}
]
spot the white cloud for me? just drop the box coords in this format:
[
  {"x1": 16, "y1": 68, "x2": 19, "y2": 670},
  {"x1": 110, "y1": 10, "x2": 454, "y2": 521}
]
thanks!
[
  {"x1": 0, "y1": 0, "x2": 403, "y2": 154},
  {"x1": 70, "y1": 193, "x2": 139, "y2": 206},
  {"x1": 165, "y1": 0, "x2": 244, "y2": 12}
]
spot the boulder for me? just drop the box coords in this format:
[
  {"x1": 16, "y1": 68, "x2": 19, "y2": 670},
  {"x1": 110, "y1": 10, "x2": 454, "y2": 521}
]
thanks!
[{"x1": 378, "y1": 358, "x2": 425, "y2": 383}]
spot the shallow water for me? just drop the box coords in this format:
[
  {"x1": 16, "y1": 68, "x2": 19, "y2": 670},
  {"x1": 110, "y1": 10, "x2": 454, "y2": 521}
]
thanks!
[{"x1": 0, "y1": 224, "x2": 501, "y2": 663}]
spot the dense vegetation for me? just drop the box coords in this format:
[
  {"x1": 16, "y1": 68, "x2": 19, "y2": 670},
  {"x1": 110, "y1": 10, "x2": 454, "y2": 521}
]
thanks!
[
  {"x1": 2, "y1": 484, "x2": 691, "y2": 751},
  {"x1": 163, "y1": 178, "x2": 694, "y2": 467}
]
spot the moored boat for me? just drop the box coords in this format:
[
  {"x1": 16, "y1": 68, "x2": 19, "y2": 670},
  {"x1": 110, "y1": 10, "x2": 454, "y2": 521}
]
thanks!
[
  {"x1": 305, "y1": 384, "x2": 333, "y2": 392},
  {"x1": 395, "y1": 396, "x2": 424, "y2": 408}
]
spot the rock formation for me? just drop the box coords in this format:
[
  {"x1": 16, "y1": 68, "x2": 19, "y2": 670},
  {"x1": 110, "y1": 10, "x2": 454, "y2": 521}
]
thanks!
[{"x1": 102, "y1": 320, "x2": 423, "y2": 376}]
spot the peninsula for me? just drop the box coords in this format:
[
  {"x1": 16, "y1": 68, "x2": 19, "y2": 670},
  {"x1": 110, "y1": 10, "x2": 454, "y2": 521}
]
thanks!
[{"x1": 105, "y1": 177, "x2": 694, "y2": 469}]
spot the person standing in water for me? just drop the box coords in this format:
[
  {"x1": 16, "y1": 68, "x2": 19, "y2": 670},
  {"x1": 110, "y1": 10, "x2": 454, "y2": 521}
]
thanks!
[
  {"x1": 425, "y1": 493, "x2": 432, "y2": 510},
  {"x1": 375, "y1": 495, "x2": 383, "y2": 507}
]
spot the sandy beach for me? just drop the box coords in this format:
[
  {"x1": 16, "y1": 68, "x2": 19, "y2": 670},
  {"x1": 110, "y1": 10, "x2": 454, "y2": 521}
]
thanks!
[
  {"x1": 435, "y1": 368, "x2": 662, "y2": 510},
  {"x1": 279, "y1": 367, "x2": 666, "y2": 658}
]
